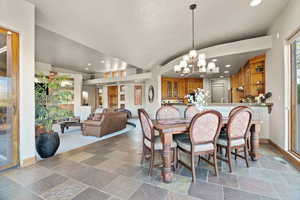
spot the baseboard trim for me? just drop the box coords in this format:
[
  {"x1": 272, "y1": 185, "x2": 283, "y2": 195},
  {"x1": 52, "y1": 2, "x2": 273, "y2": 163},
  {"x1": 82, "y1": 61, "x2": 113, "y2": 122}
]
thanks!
[
  {"x1": 260, "y1": 139, "x2": 300, "y2": 170},
  {"x1": 259, "y1": 138, "x2": 270, "y2": 144},
  {"x1": 21, "y1": 156, "x2": 36, "y2": 167}
]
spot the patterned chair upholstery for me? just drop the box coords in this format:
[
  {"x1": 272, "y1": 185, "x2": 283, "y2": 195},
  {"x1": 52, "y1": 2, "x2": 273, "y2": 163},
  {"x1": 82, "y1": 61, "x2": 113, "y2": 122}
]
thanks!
[
  {"x1": 175, "y1": 110, "x2": 223, "y2": 182},
  {"x1": 184, "y1": 105, "x2": 201, "y2": 119},
  {"x1": 156, "y1": 105, "x2": 180, "y2": 120}
]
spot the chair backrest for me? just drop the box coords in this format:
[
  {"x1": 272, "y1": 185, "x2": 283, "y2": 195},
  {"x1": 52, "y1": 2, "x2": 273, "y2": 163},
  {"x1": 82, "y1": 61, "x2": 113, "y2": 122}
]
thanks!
[
  {"x1": 189, "y1": 110, "x2": 223, "y2": 146},
  {"x1": 156, "y1": 105, "x2": 180, "y2": 120},
  {"x1": 228, "y1": 106, "x2": 249, "y2": 117},
  {"x1": 138, "y1": 109, "x2": 154, "y2": 141},
  {"x1": 184, "y1": 105, "x2": 200, "y2": 119},
  {"x1": 227, "y1": 107, "x2": 252, "y2": 140}
]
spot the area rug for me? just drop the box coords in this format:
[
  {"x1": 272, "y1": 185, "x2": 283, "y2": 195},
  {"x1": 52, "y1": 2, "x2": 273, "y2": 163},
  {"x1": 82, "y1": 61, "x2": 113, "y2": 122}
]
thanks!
[{"x1": 55, "y1": 119, "x2": 137, "y2": 154}]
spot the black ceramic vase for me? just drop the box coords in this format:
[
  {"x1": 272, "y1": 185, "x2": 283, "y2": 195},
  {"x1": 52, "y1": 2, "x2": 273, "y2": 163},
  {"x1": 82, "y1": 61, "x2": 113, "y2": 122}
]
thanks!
[{"x1": 36, "y1": 132, "x2": 60, "y2": 158}]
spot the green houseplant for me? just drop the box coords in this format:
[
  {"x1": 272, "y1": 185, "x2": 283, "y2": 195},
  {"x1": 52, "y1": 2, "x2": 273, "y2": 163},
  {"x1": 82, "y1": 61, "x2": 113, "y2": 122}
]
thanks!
[{"x1": 35, "y1": 73, "x2": 74, "y2": 158}]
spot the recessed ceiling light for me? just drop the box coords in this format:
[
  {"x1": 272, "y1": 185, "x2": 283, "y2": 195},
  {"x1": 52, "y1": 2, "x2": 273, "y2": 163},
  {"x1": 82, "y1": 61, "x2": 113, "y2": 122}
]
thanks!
[
  {"x1": 85, "y1": 67, "x2": 89, "y2": 70},
  {"x1": 224, "y1": 71, "x2": 229, "y2": 74},
  {"x1": 250, "y1": 0, "x2": 262, "y2": 7},
  {"x1": 219, "y1": 76, "x2": 224, "y2": 78},
  {"x1": 212, "y1": 59, "x2": 218, "y2": 62},
  {"x1": 225, "y1": 64, "x2": 231, "y2": 68},
  {"x1": 101, "y1": 60, "x2": 105, "y2": 63},
  {"x1": 87, "y1": 63, "x2": 92, "y2": 66}
]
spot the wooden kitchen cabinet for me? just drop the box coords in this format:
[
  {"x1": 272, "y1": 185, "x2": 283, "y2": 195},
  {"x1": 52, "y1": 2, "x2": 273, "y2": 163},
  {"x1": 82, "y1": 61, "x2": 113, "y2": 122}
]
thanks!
[
  {"x1": 161, "y1": 77, "x2": 203, "y2": 100},
  {"x1": 187, "y1": 78, "x2": 203, "y2": 94},
  {"x1": 230, "y1": 54, "x2": 265, "y2": 103},
  {"x1": 178, "y1": 79, "x2": 186, "y2": 98},
  {"x1": 162, "y1": 79, "x2": 168, "y2": 99}
]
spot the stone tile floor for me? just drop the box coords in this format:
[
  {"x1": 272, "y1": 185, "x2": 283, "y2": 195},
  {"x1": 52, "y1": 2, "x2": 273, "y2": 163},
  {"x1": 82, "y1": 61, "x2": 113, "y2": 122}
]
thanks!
[{"x1": 1, "y1": 122, "x2": 300, "y2": 200}]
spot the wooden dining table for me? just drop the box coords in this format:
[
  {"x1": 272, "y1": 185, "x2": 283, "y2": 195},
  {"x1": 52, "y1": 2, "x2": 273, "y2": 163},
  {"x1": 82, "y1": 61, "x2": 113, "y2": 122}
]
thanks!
[{"x1": 152, "y1": 118, "x2": 262, "y2": 183}]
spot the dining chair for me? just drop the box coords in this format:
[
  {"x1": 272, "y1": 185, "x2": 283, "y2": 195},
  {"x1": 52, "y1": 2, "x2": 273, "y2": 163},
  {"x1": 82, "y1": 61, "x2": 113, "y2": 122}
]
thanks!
[
  {"x1": 217, "y1": 107, "x2": 253, "y2": 173},
  {"x1": 228, "y1": 106, "x2": 249, "y2": 117},
  {"x1": 184, "y1": 105, "x2": 200, "y2": 119},
  {"x1": 175, "y1": 110, "x2": 223, "y2": 183},
  {"x1": 220, "y1": 106, "x2": 250, "y2": 152},
  {"x1": 138, "y1": 109, "x2": 177, "y2": 176},
  {"x1": 156, "y1": 105, "x2": 180, "y2": 120}
]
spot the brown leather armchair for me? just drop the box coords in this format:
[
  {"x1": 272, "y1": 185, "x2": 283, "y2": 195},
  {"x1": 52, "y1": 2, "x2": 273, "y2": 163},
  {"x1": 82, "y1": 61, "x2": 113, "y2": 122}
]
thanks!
[{"x1": 82, "y1": 112, "x2": 127, "y2": 137}]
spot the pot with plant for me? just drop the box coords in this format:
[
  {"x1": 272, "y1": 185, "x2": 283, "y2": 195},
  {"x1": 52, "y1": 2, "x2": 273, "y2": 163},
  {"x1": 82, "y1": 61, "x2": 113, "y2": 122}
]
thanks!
[{"x1": 35, "y1": 73, "x2": 74, "y2": 158}]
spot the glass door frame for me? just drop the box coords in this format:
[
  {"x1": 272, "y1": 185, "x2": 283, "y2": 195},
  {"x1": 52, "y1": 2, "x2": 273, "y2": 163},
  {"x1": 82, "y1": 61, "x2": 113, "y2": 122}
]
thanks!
[
  {"x1": 0, "y1": 27, "x2": 20, "y2": 171},
  {"x1": 289, "y1": 29, "x2": 300, "y2": 158}
]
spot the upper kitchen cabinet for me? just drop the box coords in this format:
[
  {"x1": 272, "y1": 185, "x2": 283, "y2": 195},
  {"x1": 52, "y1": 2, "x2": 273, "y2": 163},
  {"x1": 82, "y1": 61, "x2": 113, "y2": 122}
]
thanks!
[
  {"x1": 186, "y1": 78, "x2": 203, "y2": 94},
  {"x1": 230, "y1": 54, "x2": 265, "y2": 103},
  {"x1": 161, "y1": 77, "x2": 203, "y2": 100}
]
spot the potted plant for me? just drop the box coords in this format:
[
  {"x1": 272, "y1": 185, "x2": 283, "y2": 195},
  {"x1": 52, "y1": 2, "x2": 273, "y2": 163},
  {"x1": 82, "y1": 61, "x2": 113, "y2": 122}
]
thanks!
[{"x1": 35, "y1": 73, "x2": 74, "y2": 158}]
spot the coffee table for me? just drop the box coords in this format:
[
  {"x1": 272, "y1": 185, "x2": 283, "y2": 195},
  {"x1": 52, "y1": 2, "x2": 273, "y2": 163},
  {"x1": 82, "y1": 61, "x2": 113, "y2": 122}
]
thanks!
[{"x1": 60, "y1": 121, "x2": 83, "y2": 134}]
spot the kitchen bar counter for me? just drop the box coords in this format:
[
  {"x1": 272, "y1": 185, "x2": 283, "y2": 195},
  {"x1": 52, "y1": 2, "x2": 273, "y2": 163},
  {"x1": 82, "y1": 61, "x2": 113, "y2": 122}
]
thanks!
[
  {"x1": 164, "y1": 103, "x2": 272, "y2": 140},
  {"x1": 162, "y1": 103, "x2": 273, "y2": 113}
]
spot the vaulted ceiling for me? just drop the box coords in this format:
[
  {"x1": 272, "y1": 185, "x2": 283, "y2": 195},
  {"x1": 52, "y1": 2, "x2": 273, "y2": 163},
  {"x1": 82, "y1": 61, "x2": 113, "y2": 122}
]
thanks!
[{"x1": 29, "y1": 0, "x2": 288, "y2": 71}]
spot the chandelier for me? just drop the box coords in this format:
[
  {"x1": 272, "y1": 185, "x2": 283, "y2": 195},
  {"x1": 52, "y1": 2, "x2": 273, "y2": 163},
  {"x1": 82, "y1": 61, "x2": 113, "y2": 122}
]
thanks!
[{"x1": 174, "y1": 4, "x2": 219, "y2": 76}]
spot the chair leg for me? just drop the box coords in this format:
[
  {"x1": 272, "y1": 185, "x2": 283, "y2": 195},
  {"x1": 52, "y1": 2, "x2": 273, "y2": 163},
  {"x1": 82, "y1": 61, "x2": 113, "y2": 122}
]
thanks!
[
  {"x1": 176, "y1": 148, "x2": 179, "y2": 169},
  {"x1": 191, "y1": 152, "x2": 196, "y2": 183},
  {"x1": 148, "y1": 150, "x2": 155, "y2": 176},
  {"x1": 227, "y1": 147, "x2": 233, "y2": 173},
  {"x1": 172, "y1": 148, "x2": 177, "y2": 170},
  {"x1": 213, "y1": 149, "x2": 219, "y2": 177},
  {"x1": 244, "y1": 145, "x2": 250, "y2": 168},
  {"x1": 234, "y1": 148, "x2": 238, "y2": 160},
  {"x1": 141, "y1": 145, "x2": 145, "y2": 165},
  {"x1": 218, "y1": 145, "x2": 223, "y2": 156}
]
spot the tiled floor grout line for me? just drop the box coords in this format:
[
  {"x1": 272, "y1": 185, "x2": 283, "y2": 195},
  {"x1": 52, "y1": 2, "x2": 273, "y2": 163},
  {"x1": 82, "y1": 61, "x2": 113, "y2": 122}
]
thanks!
[
  {"x1": 50, "y1": 169, "x2": 124, "y2": 200},
  {"x1": 21, "y1": 153, "x2": 294, "y2": 200}
]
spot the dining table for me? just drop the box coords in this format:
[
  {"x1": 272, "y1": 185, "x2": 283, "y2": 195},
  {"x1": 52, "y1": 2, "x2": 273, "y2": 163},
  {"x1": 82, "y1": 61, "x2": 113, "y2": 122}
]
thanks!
[{"x1": 152, "y1": 117, "x2": 262, "y2": 183}]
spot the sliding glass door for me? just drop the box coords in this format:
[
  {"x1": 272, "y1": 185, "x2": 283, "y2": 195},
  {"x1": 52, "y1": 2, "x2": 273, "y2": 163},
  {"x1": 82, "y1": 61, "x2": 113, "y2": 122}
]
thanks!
[
  {"x1": 290, "y1": 35, "x2": 300, "y2": 156},
  {"x1": 0, "y1": 28, "x2": 19, "y2": 171}
]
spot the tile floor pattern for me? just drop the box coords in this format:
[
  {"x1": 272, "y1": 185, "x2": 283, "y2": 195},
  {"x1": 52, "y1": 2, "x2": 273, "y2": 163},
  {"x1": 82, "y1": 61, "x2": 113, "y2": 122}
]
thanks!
[{"x1": 1, "y1": 122, "x2": 300, "y2": 200}]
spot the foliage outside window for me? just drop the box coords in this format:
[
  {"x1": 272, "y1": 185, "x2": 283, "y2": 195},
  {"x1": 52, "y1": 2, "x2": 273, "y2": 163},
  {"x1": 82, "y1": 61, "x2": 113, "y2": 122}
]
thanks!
[{"x1": 35, "y1": 73, "x2": 74, "y2": 132}]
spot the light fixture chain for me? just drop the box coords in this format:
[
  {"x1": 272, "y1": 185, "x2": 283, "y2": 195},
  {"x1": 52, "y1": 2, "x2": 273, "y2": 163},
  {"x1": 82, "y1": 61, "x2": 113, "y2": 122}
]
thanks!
[{"x1": 192, "y1": 8, "x2": 195, "y2": 49}]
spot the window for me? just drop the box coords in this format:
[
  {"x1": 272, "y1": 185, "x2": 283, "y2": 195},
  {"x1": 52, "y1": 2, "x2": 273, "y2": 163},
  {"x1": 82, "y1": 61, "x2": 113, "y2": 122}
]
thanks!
[{"x1": 290, "y1": 32, "x2": 300, "y2": 156}]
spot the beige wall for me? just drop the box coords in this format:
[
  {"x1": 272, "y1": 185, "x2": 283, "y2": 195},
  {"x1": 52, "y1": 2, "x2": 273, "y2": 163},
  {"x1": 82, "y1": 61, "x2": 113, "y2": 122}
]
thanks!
[
  {"x1": 144, "y1": 65, "x2": 162, "y2": 118},
  {"x1": 266, "y1": 0, "x2": 300, "y2": 150}
]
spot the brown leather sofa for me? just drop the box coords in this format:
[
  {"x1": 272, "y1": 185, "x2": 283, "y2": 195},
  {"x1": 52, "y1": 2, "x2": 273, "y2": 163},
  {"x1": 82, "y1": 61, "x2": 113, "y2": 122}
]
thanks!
[{"x1": 82, "y1": 112, "x2": 127, "y2": 137}]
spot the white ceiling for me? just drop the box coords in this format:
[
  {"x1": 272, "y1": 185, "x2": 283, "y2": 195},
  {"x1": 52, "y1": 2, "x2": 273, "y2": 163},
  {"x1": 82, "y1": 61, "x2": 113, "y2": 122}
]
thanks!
[
  {"x1": 29, "y1": 0, "x2": 288, "y2": 70},
  {"x1": 35, "y1": 26, "x2": 137, "y2": 73},
  {"x1": 163, "y1": 50, "x2": 266, "y2": 78}
]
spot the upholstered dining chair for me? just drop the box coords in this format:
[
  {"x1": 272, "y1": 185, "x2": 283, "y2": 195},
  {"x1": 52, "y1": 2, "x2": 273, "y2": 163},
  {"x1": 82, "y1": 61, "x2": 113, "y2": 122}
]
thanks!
[
  {"x1": 219, "y1": 106, "x2": 250, "y2": 151},
  {"x1": 156, "y1": 105, "x2": 180, "y2": 120},
  {"x1": 217, "y1": 107, "x2": 253, "y2": 173},
  {"x1": 175, "y1": 110, "x2": 223, "y2": 183},
  {"x1": 184, "y1": 105, "x2": 201, "y2": 119},
  {"x1": 138, "y1": 109, "x2": 177, "y2": 176},
  {"x1": 228, "y1": 106, "x2": 249, "y2": 117}
]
